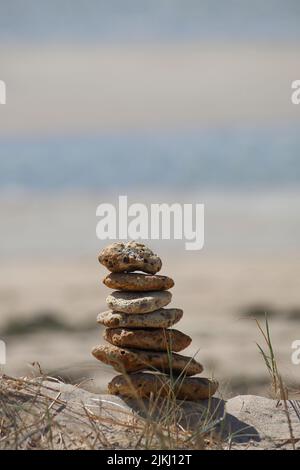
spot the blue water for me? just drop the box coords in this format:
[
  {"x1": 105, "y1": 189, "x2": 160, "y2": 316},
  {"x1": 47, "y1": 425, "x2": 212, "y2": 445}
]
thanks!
[
  {"x1": 1, "y1": 127, "x2": 300, "y2": 190},
  {"x1": 1, "y1": 1, "x2": 300, "y2": 42}
]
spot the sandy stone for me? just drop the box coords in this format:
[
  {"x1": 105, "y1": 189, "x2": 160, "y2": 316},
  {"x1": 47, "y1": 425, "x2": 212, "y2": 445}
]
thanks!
[
  {"x1": 103, "y1": 272, "x2": 174, "y2": 291},
  {"x1": 104, "y1": 328, "x2": 191, "y2": 352},
  {"x1": 106, "y1": 291, "x2": 172, "y2": 314},
  {"x1": 98, "y1": 241, "x2": 162, "y2": 274},
  {"x1": 108, "y1": 373, "x2": 218, "y2": 401},
  {"x1": 97, "y1": 309, "x2": 183, "y2": 329},
  {"x1": 91, "y1": 344, "x2": 203, "y2": 375}
]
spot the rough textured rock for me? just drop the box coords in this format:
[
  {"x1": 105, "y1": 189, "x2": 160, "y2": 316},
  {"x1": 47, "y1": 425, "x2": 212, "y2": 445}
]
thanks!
[
  {"x1": 225, "y1": 395, "x2": 300, "y2": 449},
  {"x1": 97, "y1": 308, "x2": 183, "y2": 329},
  {"x1": 108, "y1": 373, "x2": 218, "y2": 401},
  {"x1": 106, "y1": 290, "x2": 172, "y2": 314},
  {"x1": 103, "y1": 272, "x2": 174, "y2": 291},
  {"x1": 98, "y1": 241, "x2": 162, "y2": 274},
  {"x1": 92, "y1": 344, "x2": 203, "y2": 375},
  {"x1": 104, "y1": 328, "x2": 191, "y2": 352},
  {"x1": 6, "y1": 378, "x2": 299, "y2": 450}
]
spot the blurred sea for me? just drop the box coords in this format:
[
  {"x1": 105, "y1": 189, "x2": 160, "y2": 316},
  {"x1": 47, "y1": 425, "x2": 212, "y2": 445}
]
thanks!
[
  {"x1": 1, "y1": 126, "x2": 300, "y2": 191},
  {"x1": 1, "y1": 125, "x2": 300, "y2": 261}
]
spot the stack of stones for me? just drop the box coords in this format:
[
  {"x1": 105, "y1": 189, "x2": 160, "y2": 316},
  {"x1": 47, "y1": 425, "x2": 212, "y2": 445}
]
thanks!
[{"x1": 92, "y1": 241, "x2": 218, "y2": 401}]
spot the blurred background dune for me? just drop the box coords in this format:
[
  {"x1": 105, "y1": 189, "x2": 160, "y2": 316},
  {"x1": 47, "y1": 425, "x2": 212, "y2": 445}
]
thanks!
[{"x1": 1, "y1": 1, "x2": 300, "y2": 396}]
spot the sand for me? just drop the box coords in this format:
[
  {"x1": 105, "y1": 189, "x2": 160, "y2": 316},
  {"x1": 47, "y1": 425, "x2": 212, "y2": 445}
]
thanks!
[
  {"x1": 0, "y1": 42, "x2": 299, "y2": 135},
  {"x1": 1, "y1": 254, "x2": 300, "y2": 397}
]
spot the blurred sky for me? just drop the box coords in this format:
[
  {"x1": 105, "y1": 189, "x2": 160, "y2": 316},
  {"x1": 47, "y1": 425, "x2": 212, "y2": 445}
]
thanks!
[{"x1": 1, "y1": 1, "x2": 300, "y2": 42}]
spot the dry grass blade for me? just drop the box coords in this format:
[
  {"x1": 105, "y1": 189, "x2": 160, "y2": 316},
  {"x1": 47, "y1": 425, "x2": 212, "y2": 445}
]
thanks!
[
  {"x1": 0, "y1": 372, "x2": 222, "y2": 450},
  {"x1": 278, "y1": 376, "x2": 296, "y2": 451},
  {"x1": 255, "y1": 314, "x2": 283, "y2": 399}
]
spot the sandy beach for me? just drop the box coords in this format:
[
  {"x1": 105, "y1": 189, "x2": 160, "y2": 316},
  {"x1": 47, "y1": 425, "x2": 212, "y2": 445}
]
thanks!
[
  {"x1": 1, "y1": 252, "x2": 300, "y2": 397},
  {"x1": 1, "y1": 189, "x2": 300, "y2": 396},
  {"x1": 1, "y1": 42, "x2": 299, "y2": 136}
]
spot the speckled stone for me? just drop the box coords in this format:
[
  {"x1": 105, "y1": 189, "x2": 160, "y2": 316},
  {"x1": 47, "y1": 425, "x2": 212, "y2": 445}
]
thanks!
[
  {"x1": 92, "y1": 344, "x2": 203, "y2": 375},
  {"x1": 104, "y1": 328, "x2": 191, "y2": 352},
  {"x1": 97, "y1": 308, "x2": 183, "y2": 329},
  {"x1": 108, "y1": 373, "x2": 219, "y2": 401},
  {"x1": 106, "y1": 290, "x2": 172, "y2": 314},
  {"x1": 98, "y1": 241, "x2": 162, "y2": 274},
  {"x1": 103, "y1": 272, "x2": 174, "y2": 291}
]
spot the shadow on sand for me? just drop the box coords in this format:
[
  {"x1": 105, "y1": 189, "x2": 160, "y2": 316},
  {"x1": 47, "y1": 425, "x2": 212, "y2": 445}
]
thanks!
[{"x1": 124, "y1": 396, "x2": 260, "y2": 444}]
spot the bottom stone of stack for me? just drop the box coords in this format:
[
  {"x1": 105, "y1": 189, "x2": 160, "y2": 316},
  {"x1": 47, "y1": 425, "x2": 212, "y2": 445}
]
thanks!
[
  {"x1": 92, "y1": 344, "x2": 203, "y2": 376},
  {"x1": 108, "y1": 372, "x2": 218, "y2": 401}
]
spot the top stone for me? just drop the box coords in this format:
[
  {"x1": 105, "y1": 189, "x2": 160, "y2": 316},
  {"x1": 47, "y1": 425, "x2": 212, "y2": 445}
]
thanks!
[{"x1": 98, "y1": 241, "x2": 162, "y2": 274}]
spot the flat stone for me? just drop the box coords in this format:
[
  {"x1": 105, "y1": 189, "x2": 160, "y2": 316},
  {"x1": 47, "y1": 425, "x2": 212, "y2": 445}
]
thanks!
[
  {"x1": 97, "y1": 308, "x2": 183, "y2": 329},
  {"x1": 98, "y1": 241, "x2": 162, "y2": 274},
  {"x1": 92, "y1": 344, "x2": 203, "y2": 375},
  {"x1": 103, "y1": 272, "x2": 174, "y2": 291},
  {"x1": 104, "y1": 328, "x2": 191, "y2": 352},
  {"x1": 108, "y1": 373, "x2": 218, "y2": 401},
  {"x1": 106, "y1": 290, "x2": 172, "y2": 314}
]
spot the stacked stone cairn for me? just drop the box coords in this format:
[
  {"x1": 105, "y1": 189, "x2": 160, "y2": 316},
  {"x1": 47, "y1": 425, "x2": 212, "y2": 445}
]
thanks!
[{"x1": 92, "y1": 241, "x2": 218, "y2": 401}]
